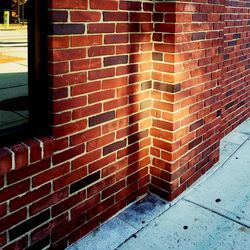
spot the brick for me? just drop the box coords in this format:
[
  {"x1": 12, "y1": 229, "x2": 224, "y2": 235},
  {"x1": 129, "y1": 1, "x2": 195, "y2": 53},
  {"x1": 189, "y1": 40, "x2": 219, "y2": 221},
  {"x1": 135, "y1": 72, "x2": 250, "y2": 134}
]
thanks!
[
  {"x1": 87, "y1": 175, "x2": 115, "y2": 198},
  {"x1": 116, "y1": 23, "x2": 140, "y2": 33},
  {"x1": 102, "y1": 180, "x2": 125, "y2": 200},
  {"x1": 49, "y1": 0, "x2": 88, "y2": 9},
  {"x1": 104, "y1": 34, "x2": 129, "y2": 44},
  {"x1": 70, "y1": 127, "x2": 101, "y2": 146},
  {"x1": 9, "y1": 210, "x2": 50, "y2": 241},
  {"x1": 102, "y1": 118, "x2": 128, "y2": 134},
  {"x1": 103, "y1": 139, "x2": 127, "y2": 156},
  {"x1": 71, "y1": 58, "x2": 101, "y2": 72},
  {"x1": 53, "y1": 119, "x2": 87, "y2": 138},
  {"x1": 190, "y1": 119, "x2": 204, "y2": 131},
  {"x1": 30, "y1": 188, "x2": 68, "y2": 215},
  {"x1": 10, "y1": 143, "x2": 28, "y2": 170},
  {"x1": 154, "y1": 81, "x2": 181, "y2": 93},
  {"x1": 193, "y1": 14, "x2": 207, "y2": 22},
  {"x1": 89, "y1": 154, "x2": 116, "y2": 173},
  {"x1": 0, "y1": 208, "x2": 26, "y2": 233},
  {"x1": 104, "y1": 55, "x2": 128, "y2": 67},
  {"x1": 102, "y1": 76, "x2": 128, "y2": 89},
  {"x1": 89, "y1": 111, "x2": 115, "y2": 127},
  {"x1": 71, "y1": 11, "x2": 101, "y2": 22},
  {"x1": 192, "y1": 32, "x2": 206, "y2": 41},
  {"x1": 71, "y1": 35, "x2": 102, "y2": 47},
  {"x1": 88, "y1": 24, "x2": 115, "y2": 33},
  {"x1": 48, "y1": 36, "x2": 69, "y2": 49},
  {"x1": 87, "y1": 133, "x2": 115, "y2": 152},
  {"x1": 0, "y1": 203, "x2": 7, "y2": 218},
  {"x1": 88, "y1": 46, "x2": 115, "y2": 57},
  {"x1": 53, "y1": 96, "x2": 87, "y2": 112},
  {"x1": 130, "y1": 13, "x2": 151, "y2": 22},
  {"x1": 0, "y1": 179, "x2": 30, "y2": 203},
  {"x1": 27, "y1": 235, "x2": 50, "y2": 250},
  {"x1": 90, "y1": 0, "x2": 118, "y2": 10},
  {"x1": 71, "y1": 194, "x2": 100, "y2": 218},
  {"x1": 0, "y1": 233, "x2": 6, "y2": 247},
  {"x1": 88, "y1": 90, "x2": 115, "y2": 104},
  {"x1": 10, "y1": 184, "x2": 51, "y2": 212},
  {"x1": 52, "y1": 190, "x2": 86, "y2": 217},
  {"x1": 71, "y1": 81, "x2": 101, "y2": 97},
  {"x1": 53, "y1": 167, "x2": 87, "y2": 191},
  {"x1": 2, "y1": 236, "x2": 28, "y2": 250},
  {"x1": 188, "y1": 136, "x2": 203, "y2": 150},
  {"x1": 0, "y1": 148, "x2": 12, "y2": 175},
  {"x1": 128, "y1": 130, "x2": 148, "y2": 145},
  {"x1": 70, "y1": 171, "x2": 100, "y2": 194},
  {"x1": 31, "y1": 213, "x2": 68, "y2": 242},
  {"x1": 48, "y1": 10, "x2": 68, "y2": 22},
  {"x1": 88, "y1": 68, "x2": 115, "y2": 80},
  {"x1": 32, "y1": 162, "x2": 69, "y2": 187},
  {"x1": 120, "y1": 1, "x2": 142, "y2": 10},
  {"x1": 49, "y1": 24, "x2": 85, "y2": 35},
  {"x1": 103, "y1": 12, "x2": 128, "y2": 21},
  {"x1": 49, "y1": 48, "x2": 86, "y2": 61},
  {"x1": 7, "y1": 159, "x2": 51, "y2": 185},
  {"x1": 104, "y1": 97, "x2": 128, "y2": 111},
  {"x1": 72, "y1": 103, "x2": 102, "y2": 120}
]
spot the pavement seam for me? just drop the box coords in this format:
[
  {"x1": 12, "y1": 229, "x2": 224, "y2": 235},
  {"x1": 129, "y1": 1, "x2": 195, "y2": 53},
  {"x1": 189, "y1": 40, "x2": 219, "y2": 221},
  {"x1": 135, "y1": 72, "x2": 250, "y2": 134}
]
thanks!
[
  {"x1": 183, "y1": 198, "x2": 250, "y2": 229},
  {"x1": 177, "y1": 135, "x2": 250, "y2": 203},
  {"x1": 114, "y1": 203, "x2": 176, "y2": 250}
]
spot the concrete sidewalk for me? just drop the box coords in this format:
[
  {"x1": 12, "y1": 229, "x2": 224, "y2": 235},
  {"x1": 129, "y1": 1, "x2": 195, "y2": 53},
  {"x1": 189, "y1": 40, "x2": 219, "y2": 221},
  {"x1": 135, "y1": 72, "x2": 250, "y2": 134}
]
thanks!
[{"x1": 67, "y1": 119, "x2": 250, "y2": 250}]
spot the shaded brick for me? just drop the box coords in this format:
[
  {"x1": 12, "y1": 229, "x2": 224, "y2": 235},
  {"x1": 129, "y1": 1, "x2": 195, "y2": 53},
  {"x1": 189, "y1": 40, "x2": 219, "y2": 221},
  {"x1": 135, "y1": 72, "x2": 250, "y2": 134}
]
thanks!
[
  {"x1": 188, "y1": 136, "x2": 203, "y2": 150},
  {"x1": 89, "y1": 111, "x2": 115, "y2": 127},
  {"x1": 9, "y1": 210, "x2": 50, "y2": 241},
  {"x1": 70, "y1": 171, "x2": 100, "y2": 194},
  {"x1": 49, "y1": 24, "x2": 85, "y2": 35},
  {"x1": 104, "y1": 55, "x2": 128, "y2": 67},
  {"x1": 141, "y1": 81, "x2": 152, "y2": 90},
  {"x1": 190, "y1": 119, "x2": 204, "y2": 131},
  {"x1": 233, "y1": 33, "x2": 241, "y2": 39},
  {"x1": 154, "y1": 81, "x2": 181, "y2": 93},
  {"x1": 192, "y1": 32, "x2": 206, "y2": 41},
  {"x1": 228, "y1": 40, "x2": 237, "y2": 46},
  {"x1": 26, "y1": 235, "x2": 50, "y2": 250},
  {"x1": 103, "y1": 139, "x2": 127, "y2": 156},
  {"x1": 225, "y1": 101, "x2": 235, "y2": 110}
]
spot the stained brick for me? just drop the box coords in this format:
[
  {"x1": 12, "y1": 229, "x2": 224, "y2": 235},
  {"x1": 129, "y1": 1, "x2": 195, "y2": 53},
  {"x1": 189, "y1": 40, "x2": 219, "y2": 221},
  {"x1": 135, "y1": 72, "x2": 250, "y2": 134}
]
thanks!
[{"x1": 70, "y1": 171, "x2": 100, "y2": 194}]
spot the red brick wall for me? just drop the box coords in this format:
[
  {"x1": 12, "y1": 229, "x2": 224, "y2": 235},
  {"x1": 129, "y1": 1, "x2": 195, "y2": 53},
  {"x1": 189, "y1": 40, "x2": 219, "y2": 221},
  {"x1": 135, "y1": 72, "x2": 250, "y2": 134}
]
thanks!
[
  {"x1": 0, "y1": 0, "x2": 249, "y2": 249},
  {"x1": 150, "y1": 0, "x2": 224, "y2": 200},
  {"x1": 221, "y1": 0, "x2": 250, "y2": 135}
]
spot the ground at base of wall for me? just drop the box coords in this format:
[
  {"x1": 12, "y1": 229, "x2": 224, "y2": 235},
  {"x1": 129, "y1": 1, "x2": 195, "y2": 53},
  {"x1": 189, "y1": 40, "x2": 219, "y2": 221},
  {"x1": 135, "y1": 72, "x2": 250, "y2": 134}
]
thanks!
[{"x1": 67, "y1": 118, "x2": 250, "y2": 250}]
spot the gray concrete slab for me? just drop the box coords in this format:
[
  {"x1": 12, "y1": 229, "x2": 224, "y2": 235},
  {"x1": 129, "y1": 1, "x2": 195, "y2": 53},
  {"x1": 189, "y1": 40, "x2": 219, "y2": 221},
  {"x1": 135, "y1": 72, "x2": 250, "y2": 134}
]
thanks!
[
  {"x1": 185, "y1": 138, "x2": 250, "y2": 227},
  {"x1": 234, "y1": 119, "x2": 250, "y2": 135},
  {"x1": 223, "y1": 131, "x2": 249, "y2": 145},
  {"x1": 117, "y1": 194, "x2": 170, "y2": 230},
  {"x1": 117, "y1": 200, "x2": 250, "y2": 250},
  {"x1": 70, "y1": 217, "x2": 137, "y2": 250},
  {"x1": 219, "y1": 140, "x2": 240, "y2": 164}
]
